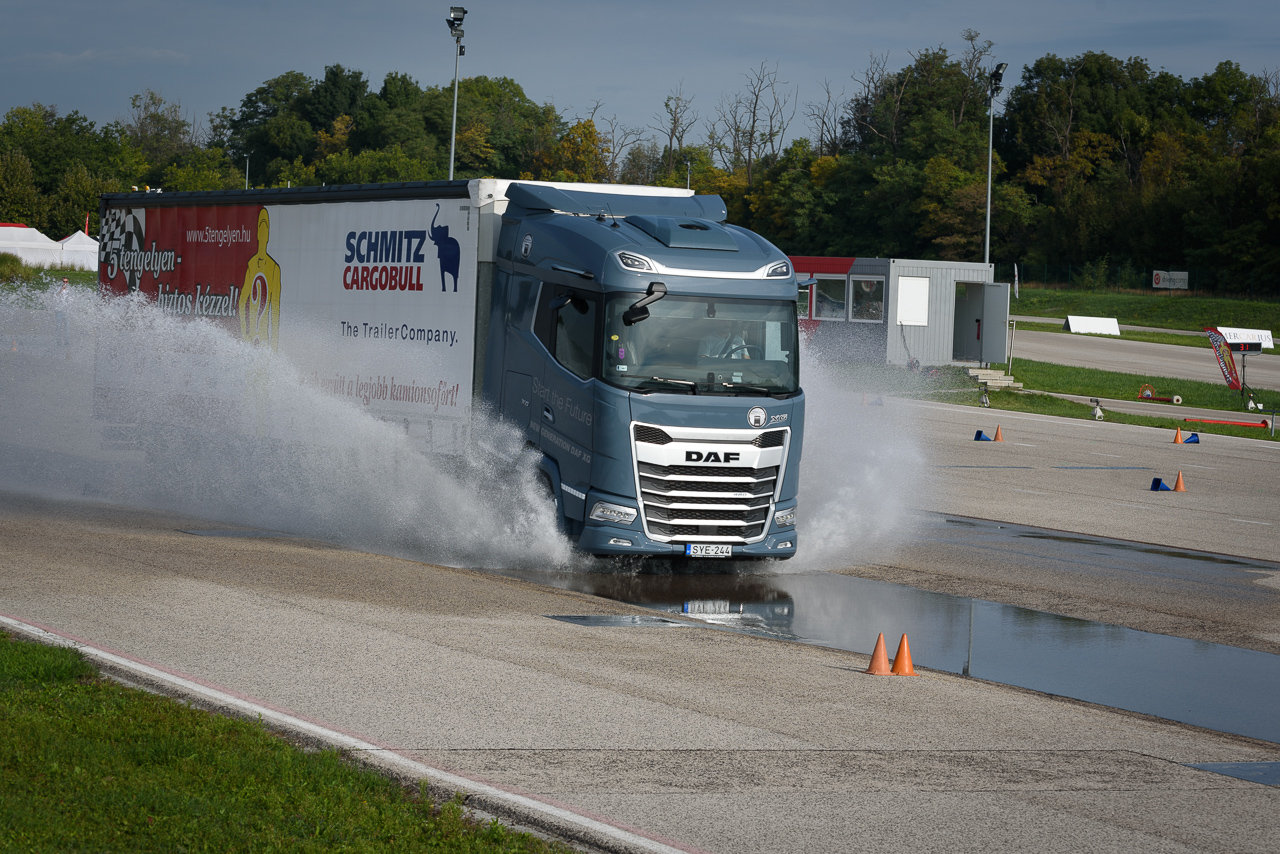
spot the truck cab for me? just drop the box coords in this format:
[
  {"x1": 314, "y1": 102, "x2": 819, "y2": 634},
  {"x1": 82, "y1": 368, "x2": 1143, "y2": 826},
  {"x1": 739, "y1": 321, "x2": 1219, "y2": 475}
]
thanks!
[{"x1": 484, "y1": 183, "x2": 803, "y2": 560}]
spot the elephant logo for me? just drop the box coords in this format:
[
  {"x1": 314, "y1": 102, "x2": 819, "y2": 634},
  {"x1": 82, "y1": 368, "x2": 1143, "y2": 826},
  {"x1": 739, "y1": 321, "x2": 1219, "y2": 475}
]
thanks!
[{"x1": 430, "y1": 204, "x2": 461, "y2": 292}]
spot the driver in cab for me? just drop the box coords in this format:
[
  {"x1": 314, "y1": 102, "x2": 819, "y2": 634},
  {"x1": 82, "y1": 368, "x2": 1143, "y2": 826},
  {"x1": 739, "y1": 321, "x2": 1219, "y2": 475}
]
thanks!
[{"x1": 698, "y1": 319, "x2": 750, "y2": 359}]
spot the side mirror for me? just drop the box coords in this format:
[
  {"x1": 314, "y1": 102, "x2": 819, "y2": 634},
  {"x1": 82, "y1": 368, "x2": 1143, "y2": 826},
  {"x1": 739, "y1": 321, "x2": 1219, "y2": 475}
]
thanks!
[{"x1": 622, "y1": 282, "x2": 666, "y2": 327}]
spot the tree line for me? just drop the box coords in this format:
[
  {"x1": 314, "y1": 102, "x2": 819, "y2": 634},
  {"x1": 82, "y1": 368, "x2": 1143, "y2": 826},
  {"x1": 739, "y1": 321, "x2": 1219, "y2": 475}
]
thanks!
[{"x1": 2, "y1": 32, "x2": 1277, "y2": 293}]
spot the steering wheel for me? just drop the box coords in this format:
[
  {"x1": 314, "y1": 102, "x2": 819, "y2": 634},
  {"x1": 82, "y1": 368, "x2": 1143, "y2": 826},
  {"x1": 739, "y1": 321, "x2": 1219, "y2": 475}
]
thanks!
[{"x1": 722, "y1": 344, "x2": 764, "y2": 359}]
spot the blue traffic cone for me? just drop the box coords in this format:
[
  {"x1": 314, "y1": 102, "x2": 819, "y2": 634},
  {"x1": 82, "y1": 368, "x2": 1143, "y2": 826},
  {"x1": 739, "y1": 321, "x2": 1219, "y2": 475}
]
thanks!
[
  {"x1": 974, "y1": 430, "x2": 992, "y2": 441},
  {"x1": 1150, "y1": 477, "x2": 1172, "y2": 491},
  {"x1": 1183, "y1": 433, "x2": 1200, "y2": 444}
]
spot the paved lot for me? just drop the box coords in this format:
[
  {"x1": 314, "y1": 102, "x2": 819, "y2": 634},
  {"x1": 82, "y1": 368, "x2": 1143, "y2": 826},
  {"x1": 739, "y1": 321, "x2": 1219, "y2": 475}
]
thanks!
[
  {"x1": 5, "y1": 305, "x2": 1280, "y2": 852},
  {"x1": 5, "y1": 402, "x2": 1280, "y2": 854}
]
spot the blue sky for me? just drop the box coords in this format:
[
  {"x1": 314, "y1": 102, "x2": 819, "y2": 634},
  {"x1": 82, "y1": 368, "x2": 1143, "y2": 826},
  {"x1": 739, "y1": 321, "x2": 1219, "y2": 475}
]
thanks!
[{"x1": 3, "y1": 0, "x2": 1277, "y2": 146}]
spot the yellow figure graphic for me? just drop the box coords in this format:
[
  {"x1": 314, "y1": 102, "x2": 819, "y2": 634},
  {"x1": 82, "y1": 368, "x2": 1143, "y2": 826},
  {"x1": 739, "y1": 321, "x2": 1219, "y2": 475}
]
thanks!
[{"x1": 239, "y1": 207, "x2": 281, "y2": 349}]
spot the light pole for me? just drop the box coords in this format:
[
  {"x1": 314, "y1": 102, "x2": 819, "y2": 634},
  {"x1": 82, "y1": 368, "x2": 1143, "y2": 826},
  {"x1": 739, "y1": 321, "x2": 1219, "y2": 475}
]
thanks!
[
  {"x1": 446, "y1": 6, "x2": 467, "y2": 181},
  {"x1": 244, "y1": 156, "x2": 250, "y2": 190},
  {"x1": 983, "y1": 62, "x2": 1008, "y2": 266}
]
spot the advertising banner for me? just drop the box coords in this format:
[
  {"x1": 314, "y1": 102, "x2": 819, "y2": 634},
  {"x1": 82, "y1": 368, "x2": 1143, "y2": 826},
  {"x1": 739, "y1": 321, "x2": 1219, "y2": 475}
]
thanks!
[
  {"x1": 1204, "y1": 327, "x2": 1242, "y2": 390},
  {"x1": 98, "y1": 197, "x2": 478, "y2": 451},
  {"x1": 1153, "y1": 270, "x2": 1189, "y2": 289},
  {"x1": 1216, "y1": 326, "x2": 1275, "y2": 349}
]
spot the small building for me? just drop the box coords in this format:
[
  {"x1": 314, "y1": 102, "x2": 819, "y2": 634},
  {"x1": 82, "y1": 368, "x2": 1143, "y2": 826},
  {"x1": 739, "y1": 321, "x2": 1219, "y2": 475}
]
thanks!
[{"x1": 788, "y1": 256, "x2": 1008, "y2": 367}]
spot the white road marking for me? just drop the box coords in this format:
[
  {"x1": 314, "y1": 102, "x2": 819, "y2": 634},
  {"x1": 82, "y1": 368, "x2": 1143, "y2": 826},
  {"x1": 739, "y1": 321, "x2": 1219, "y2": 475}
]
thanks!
[
  {"x1": 1091, "y1": 452, "x2": 1124, "y2": 458},
  {"x1": 1012, "y1": 489, "x2": 1051, "y2": 495},
  {"x1": 1181, "y1": 464, "x2": 1217, "y2": 469},
  {"x1": 1012, "y1": 442, "x2": 1037, "y2": 447},
  {"x1": 1112, "y1": 502, "x2": 1149, "y2": 508},
  {"x1": 1230, "y1": 519, "x2": 1272, "y2": 526},
  {"x1": 0, "y1": 614, "x2": 697, "y2": 854}
]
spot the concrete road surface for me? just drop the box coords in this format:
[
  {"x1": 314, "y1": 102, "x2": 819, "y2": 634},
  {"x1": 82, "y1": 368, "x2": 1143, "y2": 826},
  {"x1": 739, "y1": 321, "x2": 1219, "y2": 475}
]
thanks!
[
  {"x1": 1010, "y1": 329, "x2": 1280, "y2": 391},
  {"x1": 4, "y1": 496, "x2": 1280, "y2": 854},
  {"x1": 6, "y1": 397, "x2": 1280, "y2": 854}
]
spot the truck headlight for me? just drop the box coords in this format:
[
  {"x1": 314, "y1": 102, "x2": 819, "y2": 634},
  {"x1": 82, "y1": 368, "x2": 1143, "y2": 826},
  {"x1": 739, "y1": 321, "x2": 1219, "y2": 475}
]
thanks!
[
  {"x1": 775, "y1": 507, "x2": 797, "y2": 527},
  {"x1": 617, "y1": 252, "x2": 655, "y2": 272},
  {"x1": 590, "y1": 501, "x2": 638, "y2": 525},
  {"x1": 766, "y1": 261, "x2": 791, "y2": 278}
]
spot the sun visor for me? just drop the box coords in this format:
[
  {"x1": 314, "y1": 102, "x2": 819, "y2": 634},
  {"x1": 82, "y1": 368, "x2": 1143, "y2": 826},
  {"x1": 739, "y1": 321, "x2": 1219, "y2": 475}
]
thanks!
[{"x1": 505, "y1": 183, "x2": 727, "y2": 222}]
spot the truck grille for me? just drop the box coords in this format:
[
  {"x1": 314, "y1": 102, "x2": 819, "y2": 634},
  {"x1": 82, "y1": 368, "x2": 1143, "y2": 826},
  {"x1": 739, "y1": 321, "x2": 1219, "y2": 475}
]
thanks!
[{"x1": 632, "y1": 423, "x2": 787, "y2": 545}]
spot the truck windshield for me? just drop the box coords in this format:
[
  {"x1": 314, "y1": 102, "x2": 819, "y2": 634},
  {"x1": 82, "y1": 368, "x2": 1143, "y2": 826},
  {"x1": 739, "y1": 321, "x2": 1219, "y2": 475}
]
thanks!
[{"x1": 601, "y1": 294, "x2": 799, "y2": 396}]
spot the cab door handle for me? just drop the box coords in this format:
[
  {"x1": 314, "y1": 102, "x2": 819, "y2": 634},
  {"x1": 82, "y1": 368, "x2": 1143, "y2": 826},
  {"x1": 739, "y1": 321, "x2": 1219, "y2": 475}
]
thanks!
[{"x1": 542, "y1": 405, "x2": 554, "y2": 423}]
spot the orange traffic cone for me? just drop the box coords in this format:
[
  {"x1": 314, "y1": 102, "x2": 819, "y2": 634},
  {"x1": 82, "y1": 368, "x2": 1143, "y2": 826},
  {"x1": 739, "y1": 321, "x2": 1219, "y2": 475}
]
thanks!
[
  {"x1": 866, "y1": 632, "x2": 892, "y2": 675},
  {"x1": 1173, "y1": 427, "x2": 1183, "y2": 444},
  {"x1": 1173, "y1": 471, "x2": 1186, "y2": 492},
  {"x1": 993, "y1": 425, "x2": 1004, "y2": 442},
  {"x1": 891, "y1": 634, "x2": 917, "y2": 676}
]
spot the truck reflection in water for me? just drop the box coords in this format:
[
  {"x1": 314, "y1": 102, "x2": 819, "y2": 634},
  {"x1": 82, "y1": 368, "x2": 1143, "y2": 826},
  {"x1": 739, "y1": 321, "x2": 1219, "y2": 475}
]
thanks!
[{"x1": 492, "y1": 517, "x2": 1280, "y2": 746}]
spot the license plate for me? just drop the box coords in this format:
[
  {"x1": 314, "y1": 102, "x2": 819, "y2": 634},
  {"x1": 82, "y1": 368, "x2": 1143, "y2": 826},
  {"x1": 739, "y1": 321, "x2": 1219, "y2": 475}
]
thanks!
[{"x1": 686, "y1": 544, "x2": 732, "y2": 558}]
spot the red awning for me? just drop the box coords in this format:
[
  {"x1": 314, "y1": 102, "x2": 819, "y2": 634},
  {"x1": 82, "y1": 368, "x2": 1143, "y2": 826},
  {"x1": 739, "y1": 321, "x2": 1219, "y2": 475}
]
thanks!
[{"x1": 788, "y1": 255, "x2": 856, "y2": 275}]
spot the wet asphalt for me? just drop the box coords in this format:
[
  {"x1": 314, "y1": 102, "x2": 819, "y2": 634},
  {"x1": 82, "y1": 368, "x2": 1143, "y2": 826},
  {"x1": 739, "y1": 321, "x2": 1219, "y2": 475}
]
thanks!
[{"x1": 5, "y1": 396, "x2": 1280, "y2": 854}]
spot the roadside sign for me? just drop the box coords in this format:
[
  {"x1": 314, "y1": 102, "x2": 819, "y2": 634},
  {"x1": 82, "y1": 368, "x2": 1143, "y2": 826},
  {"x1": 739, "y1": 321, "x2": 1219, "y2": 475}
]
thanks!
[
  {"x1": 1153, "y1": 270, "x2": 1189, "y2": 289},
  {"x1": 1216, "y1": 326, "x2": 1274, "y2": 349}
]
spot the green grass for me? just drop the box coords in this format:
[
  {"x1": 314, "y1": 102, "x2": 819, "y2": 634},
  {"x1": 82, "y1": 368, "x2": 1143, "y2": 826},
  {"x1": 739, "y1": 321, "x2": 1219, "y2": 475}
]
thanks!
[
  {"x1": 935, "y1": 387, "x2": 1278, "y2": 441},
  {"x1": 1011, "y1": 286, "x2": 1280, "y2": 335},
  {"x1": 0, "y1": 631, "x2": 575, "y2": 853},
  {"x1": 998, "y1": 358, "x2": 1278, "y2": 407}
]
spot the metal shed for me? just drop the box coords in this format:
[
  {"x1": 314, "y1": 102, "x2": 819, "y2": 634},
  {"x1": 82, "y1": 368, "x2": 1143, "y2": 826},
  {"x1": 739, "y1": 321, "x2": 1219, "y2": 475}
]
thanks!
[{"x1": 789, "y1": 256, "x2": 1004, "y2": 367}]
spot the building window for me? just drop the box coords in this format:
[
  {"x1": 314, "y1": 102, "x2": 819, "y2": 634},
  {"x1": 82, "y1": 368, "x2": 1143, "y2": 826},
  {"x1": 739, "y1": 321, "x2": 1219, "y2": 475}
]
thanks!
[
  {"x1": 813, "y1": 277, "x2": 847, "y2": 320},
  {"x1": 850, "y1": 277, "x2": 884, "y2": 322}
]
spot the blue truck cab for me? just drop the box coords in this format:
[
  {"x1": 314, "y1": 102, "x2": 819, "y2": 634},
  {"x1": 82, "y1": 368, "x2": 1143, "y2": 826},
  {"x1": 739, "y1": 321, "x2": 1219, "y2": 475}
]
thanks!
[{"x1": 483, "y1": 182, "x2": 803, "y2": 560}]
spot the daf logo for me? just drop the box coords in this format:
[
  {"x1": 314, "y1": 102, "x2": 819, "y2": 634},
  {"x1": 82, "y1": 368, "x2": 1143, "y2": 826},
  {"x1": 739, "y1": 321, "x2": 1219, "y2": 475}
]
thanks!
[
  {"x1": 748, "y1": 407, "x2": 768, "y2": 428},
  {"x1": 686, "y1": 451, "x2": 740, "y2": 463},
  {"x1": 520, "y1": 233, "x2": 533, "y2": 258}
]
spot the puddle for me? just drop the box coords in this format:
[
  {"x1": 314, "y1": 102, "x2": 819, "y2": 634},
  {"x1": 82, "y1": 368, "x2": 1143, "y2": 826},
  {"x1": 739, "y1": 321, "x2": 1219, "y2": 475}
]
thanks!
[
  {"x1": 547, "y1": 615, "x2": 688, "y2": 628},
  {"x1": 492, "y1": 515, "x2": 1280, "y2": 745}
]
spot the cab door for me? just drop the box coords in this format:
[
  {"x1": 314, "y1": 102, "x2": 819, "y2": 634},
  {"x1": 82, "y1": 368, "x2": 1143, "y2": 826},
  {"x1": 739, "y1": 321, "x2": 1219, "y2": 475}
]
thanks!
[{"x1": 532, "y1": 283, "x2": 599, "y2": 522}]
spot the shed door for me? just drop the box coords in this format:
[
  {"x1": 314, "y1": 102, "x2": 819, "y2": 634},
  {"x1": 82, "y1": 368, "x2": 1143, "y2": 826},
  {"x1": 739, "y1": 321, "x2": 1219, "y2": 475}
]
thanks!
[{"x1": 981, "y1": 282, "x2": 1010, "y2": 364}]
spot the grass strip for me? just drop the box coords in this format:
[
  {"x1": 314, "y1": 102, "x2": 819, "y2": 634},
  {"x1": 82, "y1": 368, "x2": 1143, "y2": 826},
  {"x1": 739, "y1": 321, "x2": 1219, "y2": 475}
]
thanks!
[
  {"x1": 1010, "y1": 287, "x2": 1280, "y2": 334},
  {"x1": 924, "y1": 386, "x2": 1278, "y2": 442},
  {"x1": 0, "y1": 630, "x2": 575, "y2": 853},
  {"x1": 997, "y1": 358, "x2": 1278, "y2": 409}
]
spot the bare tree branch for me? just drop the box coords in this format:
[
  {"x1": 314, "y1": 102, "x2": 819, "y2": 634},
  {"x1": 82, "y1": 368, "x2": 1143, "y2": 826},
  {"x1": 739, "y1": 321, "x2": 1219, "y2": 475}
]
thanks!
[{"x1": 804, "y1": 79, "x2": 845, "y2": 157}]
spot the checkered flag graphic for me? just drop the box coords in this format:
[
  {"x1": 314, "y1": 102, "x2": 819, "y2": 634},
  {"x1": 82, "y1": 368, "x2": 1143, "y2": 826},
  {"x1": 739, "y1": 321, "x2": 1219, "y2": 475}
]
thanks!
[{"x1": 99, "y1": 207, "x2": 146, "y2": 292}]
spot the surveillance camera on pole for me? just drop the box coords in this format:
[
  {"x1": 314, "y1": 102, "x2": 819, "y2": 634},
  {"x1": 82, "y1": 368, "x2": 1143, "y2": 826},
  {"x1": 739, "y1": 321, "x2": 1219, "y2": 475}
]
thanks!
[
  {"x1": 983, "y1": 62, "x2": 1009, "y2": 266},
  {"x1": 447, "y1": 6, "x2": 468, "y2": 181}
]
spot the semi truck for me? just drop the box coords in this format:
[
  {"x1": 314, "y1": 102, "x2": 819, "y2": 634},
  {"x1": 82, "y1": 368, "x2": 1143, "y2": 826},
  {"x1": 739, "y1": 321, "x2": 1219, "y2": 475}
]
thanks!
[{"x1": 97, "y1": 179, "x2": 804, "y2": 559}]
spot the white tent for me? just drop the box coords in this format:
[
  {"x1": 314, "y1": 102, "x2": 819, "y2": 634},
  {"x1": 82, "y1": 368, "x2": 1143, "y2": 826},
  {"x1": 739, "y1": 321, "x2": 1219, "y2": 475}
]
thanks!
[
  {"x1": 58, "y1": 230, "x2": 99, "y2": 270},
  {"x1": 0, "y1": 223, "x2": 62, "y2": 267}
]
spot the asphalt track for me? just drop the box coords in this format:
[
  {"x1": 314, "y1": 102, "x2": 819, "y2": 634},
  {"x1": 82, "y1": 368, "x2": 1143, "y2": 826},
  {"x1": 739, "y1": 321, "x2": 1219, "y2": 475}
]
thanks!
[
  {"x1": 5, "y1": 395, "x2": 1280, "y2": 853},
  {"x1": 5, "y1": 321, "x2": 1280, "y2": 851}
]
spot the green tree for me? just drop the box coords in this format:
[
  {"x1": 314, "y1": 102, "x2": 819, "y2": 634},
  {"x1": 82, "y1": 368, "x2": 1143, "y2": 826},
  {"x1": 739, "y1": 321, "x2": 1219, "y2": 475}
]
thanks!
[
  {"x1": 162, "y1": 148, "x2": 240, "y2": 192},
  {"x1": 48, "y1": 163, "x2": 121, "y2": 238},
  {"x1": 0, "y1": 149, "x2": 46, "y2": 229},
  {"x1": 124, "y1": 89, "x2": 198, "y2": 186}
]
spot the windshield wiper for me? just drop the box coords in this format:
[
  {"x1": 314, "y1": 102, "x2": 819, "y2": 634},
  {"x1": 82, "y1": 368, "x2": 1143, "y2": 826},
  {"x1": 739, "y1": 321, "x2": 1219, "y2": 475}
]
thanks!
[
  {"x1": 637, "y1": 376, "x2": 698, "y2": 394},
  {"x1": 714, "y1": 382, "x2": 772, "y2": 395}
]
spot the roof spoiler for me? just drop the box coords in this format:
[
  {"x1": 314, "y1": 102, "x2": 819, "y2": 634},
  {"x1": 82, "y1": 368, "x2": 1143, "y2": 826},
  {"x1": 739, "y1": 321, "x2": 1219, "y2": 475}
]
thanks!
[{"x1": 505, "y1": 182, "x2": 727, "y2": 223}]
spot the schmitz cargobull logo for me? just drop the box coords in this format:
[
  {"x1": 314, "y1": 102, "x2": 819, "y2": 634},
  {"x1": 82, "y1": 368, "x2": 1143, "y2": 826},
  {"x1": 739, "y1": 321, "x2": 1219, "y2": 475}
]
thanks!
[{"x1": 342, "y1": 204, "x2": 462, "y2": 293}]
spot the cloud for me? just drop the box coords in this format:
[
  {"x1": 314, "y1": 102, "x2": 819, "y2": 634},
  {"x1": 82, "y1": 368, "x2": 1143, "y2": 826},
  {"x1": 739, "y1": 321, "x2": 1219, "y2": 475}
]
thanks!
[{"x1": 4, "y1": 47, "x2": 189, "y2": 67}]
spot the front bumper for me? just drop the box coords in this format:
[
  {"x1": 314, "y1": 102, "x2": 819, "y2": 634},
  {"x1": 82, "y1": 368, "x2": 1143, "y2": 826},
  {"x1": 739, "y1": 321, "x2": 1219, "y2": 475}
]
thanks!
[{"x1": 577, "y1": 496, "x2": 798, "y2": 559}]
